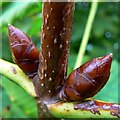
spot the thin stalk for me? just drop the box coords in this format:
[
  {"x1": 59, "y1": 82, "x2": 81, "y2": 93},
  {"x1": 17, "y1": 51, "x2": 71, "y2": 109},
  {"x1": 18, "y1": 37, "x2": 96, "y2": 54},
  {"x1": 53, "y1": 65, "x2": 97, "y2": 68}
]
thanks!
[
  {"x1": 74, "y1": 0, "x2": 99, "y2": 69},
  {"x1": 48, "y1": 99, "x2": 120, "y2": 118},
  {"x1": 0, "y1": 59, "x2": 36, "y2": 97}
]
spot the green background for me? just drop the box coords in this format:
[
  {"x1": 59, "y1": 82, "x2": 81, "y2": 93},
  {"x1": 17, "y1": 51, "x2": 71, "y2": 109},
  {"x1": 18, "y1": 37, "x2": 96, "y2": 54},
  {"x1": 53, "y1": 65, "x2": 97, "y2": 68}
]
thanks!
[{"x1": 0, "y1": 2, "x2": 119, "y2": 118}]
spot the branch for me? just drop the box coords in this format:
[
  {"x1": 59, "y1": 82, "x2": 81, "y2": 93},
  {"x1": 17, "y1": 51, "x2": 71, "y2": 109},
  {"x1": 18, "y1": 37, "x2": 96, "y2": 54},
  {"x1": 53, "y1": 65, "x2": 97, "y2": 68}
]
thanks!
[
  {"x1": 48, "y1": 99, "x2": 120, "y2": 118},
  {"x1": 1, "y1": 59, "x2": 119, "y2": 118},
  {"x1": 74, "y1": 0, "x2": 99, "y2": 69},
  {"x1": 36, "y1": 2, "x2": 75, "y2": 99},
  {"x1": 0, "y1": 59, "x2": 36, "y2": 97}
]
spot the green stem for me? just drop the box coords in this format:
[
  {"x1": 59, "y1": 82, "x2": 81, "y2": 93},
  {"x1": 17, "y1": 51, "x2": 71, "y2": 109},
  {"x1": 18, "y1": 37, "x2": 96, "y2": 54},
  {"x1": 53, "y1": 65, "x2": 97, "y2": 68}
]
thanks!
[
  {"x1": 74, "y1": 0, "x2": 98, "y2": 69},
  {"x1": 48, "y1": 99, "x2": 120, "y2": 118},
  {"x1": 0, "y1": 59, "x2": 36, "y2": 97}
]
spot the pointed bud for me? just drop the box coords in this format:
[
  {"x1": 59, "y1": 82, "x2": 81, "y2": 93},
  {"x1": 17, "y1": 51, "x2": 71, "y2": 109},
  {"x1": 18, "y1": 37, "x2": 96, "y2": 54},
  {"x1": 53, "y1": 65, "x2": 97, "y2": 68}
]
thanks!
[
  {"x1": 61, "y1": 54, "x2": 112, "y2": 101},
  {"x1": 8, "y1": 24, "x2": 39, "y2": 77}
]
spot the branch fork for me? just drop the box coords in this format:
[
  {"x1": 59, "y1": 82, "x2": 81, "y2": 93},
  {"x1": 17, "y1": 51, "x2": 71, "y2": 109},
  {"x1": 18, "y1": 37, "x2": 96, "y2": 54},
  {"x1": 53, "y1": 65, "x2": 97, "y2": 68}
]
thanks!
[{"x1": 1, "y1": 1, "x2": 120, "y2": 118}]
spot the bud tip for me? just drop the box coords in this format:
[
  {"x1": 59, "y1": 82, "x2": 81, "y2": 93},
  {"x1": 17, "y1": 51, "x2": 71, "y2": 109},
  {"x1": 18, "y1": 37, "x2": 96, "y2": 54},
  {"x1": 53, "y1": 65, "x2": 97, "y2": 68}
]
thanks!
[
  {"x1": 109, "y1": 53, "x2": 113, "y2": 57},
  {"x1": 8, "y1": 23, "x2": 11, "y2": 27}
]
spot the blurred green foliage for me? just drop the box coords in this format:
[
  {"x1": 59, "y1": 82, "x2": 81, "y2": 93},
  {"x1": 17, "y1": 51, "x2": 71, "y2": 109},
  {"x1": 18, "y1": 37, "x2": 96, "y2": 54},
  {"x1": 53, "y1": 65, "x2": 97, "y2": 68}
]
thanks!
[{"x1": 0, "y1": 2, "x2": 119, "y2": 118}]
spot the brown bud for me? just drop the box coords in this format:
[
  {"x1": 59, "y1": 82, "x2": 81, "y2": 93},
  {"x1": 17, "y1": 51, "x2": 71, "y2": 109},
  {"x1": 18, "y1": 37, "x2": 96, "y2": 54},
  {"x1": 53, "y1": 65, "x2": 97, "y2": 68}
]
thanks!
[
  {"x1": 8, "y1": 24, "x2": 39, "y2": 77},
  {"x1": 61, "y1": 54, "x2": 112, "y2": 101}
]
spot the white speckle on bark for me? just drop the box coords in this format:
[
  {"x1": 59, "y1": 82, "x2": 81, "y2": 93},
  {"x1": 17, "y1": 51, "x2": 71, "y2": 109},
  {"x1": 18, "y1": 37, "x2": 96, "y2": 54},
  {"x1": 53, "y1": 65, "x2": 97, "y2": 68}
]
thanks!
[
  {"x1": 54, "y1": 38, "x2": 57, "y2": 44},
  {"x1": 48, "y1": 51, "x2": 51, "y2": 58},
  {"x1": 50, "y1": 8, "x2": 53, "y2": 12},
  {"x1": 47, "y1": 14, "x2": 49, "y2": 19},
  {"x1": 66, "y1": 40, "x2": 69, "y2": 44},
  {"x1": 63, "y1": 27, "x2": 66, "y2": 31},
  {"x1": 47, "y1": 27, "x2": 50, "y2": 30},
  {"x1": 59, "y1": 44, "x2": 63, "y2": 49},
  {"x1": 43, "y1": 33, "x2": 45, "y2": 39},
  {"x1": 45, "y1": 73, "x2": 47, "y2": 78},
  {"x1": 49, "y1": 77, "x2": 52, "y2": 81}
]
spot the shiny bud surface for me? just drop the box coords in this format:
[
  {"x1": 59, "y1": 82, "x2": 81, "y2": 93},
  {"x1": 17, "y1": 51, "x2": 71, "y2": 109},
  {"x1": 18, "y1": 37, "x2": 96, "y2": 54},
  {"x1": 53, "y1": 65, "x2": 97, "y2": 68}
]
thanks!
[
  {"x1": 64, "y1": 54, "x2": 112, "y2": 101},
  {"x1": 8, "y1": 24, "x2": 39, "y2": 77}
]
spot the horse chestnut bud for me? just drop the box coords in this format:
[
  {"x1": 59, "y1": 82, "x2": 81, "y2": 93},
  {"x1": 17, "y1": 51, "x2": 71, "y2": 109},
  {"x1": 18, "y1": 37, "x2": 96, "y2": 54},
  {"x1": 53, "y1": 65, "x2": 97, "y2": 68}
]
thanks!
[
  {"x1": 60, "y1": 53, "x2": 112, "y2": 101},
  {"x1": 8, "y1": 24, "x2": 39, "y2": 77}
]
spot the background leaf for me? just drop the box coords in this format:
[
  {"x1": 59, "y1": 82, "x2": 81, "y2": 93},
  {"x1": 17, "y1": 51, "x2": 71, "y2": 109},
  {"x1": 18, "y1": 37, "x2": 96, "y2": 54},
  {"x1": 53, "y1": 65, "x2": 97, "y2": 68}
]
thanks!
[
  {"x1": 94, "y1": 60, "x2": 119, "y2": 103},
  {"x1": 1, "y1": 76, "x2": 37, "y2": 118}
]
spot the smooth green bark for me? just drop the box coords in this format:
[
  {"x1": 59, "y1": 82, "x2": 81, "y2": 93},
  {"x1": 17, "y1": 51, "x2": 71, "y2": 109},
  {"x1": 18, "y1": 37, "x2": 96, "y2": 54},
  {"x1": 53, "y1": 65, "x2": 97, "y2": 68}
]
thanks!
[
  {"x1": 0, "y1": 59, "x2": 36, "y2": 97},
  {"x1": 48, "y1": 100, "x2": 118, "y2": 118}
]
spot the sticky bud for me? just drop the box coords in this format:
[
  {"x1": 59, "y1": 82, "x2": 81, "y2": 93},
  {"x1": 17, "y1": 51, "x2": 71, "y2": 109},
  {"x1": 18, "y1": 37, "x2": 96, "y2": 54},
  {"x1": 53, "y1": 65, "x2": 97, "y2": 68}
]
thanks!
[
  {"x1": 8, "y1": 24, "x2": 39, "y2": 77},
  {"x1": 61, "y1": 54, "x2": 112, "y2": 101}
]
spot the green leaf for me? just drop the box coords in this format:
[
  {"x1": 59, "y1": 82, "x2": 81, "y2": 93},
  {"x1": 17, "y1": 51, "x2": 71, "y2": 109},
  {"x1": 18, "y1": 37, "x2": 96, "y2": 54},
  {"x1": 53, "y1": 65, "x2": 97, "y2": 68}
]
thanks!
[
  {"x1": 1, "y1": 76, "x2": 37, "y2": 118},
  {"x1": 0, "y1": 2, "x2": 30, "y2": 24}
]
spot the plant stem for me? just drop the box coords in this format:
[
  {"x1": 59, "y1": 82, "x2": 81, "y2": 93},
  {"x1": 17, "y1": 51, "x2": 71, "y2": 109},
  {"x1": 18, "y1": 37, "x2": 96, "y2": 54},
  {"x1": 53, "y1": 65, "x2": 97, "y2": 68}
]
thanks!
[
  {"x1": 48, "y1": 99, "x2": 120, "y2": 118},
  {"x1": 0, "y1": 59, "x2": 36, "y2": 97},
  {"x1": 1, "y1": 59, "x2": 119, "y2": 118},
  {"x1": 36, "y1": 2, "x2": 75, "y2": 101},
  {"x1": 74, "y1": 0, "x2": 99, "y2": 69},
  {"x1": 34, "y1": 2, "x2": 75, "y2": 117}
]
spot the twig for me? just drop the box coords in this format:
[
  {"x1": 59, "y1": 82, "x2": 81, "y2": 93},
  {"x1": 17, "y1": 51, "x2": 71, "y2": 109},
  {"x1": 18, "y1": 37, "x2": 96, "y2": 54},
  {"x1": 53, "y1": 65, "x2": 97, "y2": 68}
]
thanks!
[
  {"x1": 0, "y1": 59, "x2": 36, "y2": 97},
  {"x1": 48, "y1": 99, "x2": 120, "y2": 118}
]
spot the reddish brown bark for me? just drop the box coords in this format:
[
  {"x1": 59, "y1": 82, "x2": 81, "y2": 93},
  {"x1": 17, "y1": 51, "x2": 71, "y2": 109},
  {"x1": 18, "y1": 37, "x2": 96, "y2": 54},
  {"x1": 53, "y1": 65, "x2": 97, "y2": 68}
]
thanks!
[
  {"x1": 37, "y1": 2, "x2": 74, "y2": 100},
  {"x1": 33, "y1": 2, "x2": 75, "y2": 118}
]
